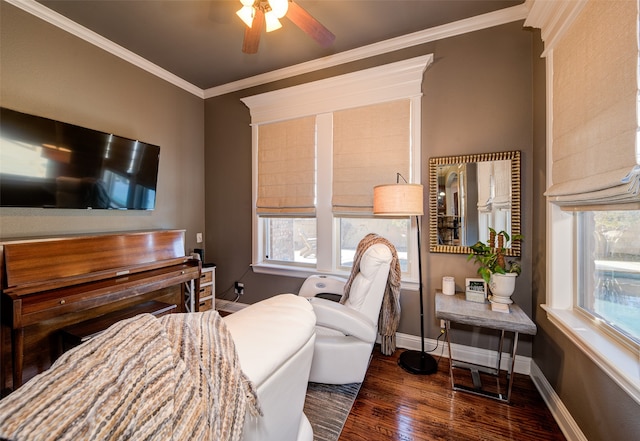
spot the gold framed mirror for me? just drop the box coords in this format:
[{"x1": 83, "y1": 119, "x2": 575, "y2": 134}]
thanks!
[{"x1": 428, "y1": 151, "x2": 521, "y2": 256}]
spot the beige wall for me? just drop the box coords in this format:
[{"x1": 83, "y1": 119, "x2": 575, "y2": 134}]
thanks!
[{"x1": 0, "y1": 2, "x2": 205, "y2": 253}]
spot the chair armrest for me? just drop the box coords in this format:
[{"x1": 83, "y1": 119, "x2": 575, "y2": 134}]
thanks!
[
  {"x1": 309, "y1": 298, "x2": 377, "y2": 343},
  {"x1": 299, "y1": 275, "x2": 347, "y2": 298}
]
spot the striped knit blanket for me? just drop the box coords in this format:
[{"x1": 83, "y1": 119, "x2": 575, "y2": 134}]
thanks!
[
  {"x1": 342, "y1": 233, "x2": 402, "y2": 356},
  {"x1": 0, "y1": 311, "x2": 260, "y2": 441}
]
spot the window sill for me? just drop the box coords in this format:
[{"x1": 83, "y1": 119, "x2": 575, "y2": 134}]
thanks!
[
  {"x1": 251, "y1": 262, "x2": 420, "y2": 291},
  {"x1": 541, "y1": 304, "x2": 640, "y2": 405},
  {"x1": 252, "y1": 262, "x2": 326, "y2": 280}
]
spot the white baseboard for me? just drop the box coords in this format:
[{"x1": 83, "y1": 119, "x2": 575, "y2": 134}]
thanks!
[
  {"x1": 530, "y1": 361, "x2": 587, "y2": 441},
  {"x1": 394, "y1": 332, "x2": 533, "y2": 375}
]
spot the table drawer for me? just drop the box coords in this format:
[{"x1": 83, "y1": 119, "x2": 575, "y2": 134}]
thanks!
[
  {"x1": 200, "y1": 271, "x2": 213, "y2": 284},
  {"x1": 199, "y1": 285, "x2": 212, "y2": 298},
  {"x1": 199, "y1": 298, "x2": 213, "y2": 311}
]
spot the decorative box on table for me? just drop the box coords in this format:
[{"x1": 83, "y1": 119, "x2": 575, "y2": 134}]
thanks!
[{"x1": 465, "y1": 277, "x2": 487, "y2": 303}]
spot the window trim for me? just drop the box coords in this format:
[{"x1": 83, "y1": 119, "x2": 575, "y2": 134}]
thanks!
[
  {"x1": 244, "y1": 56, "x2": 433, "y2": 287},
  {"x1": 241, "y1": 55, "x2": 433, "y2": 124}
]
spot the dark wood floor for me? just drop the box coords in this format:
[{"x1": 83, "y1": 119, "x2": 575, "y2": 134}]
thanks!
[{"x1": 339, "y1": 346, "x2": 566, "y2": 441}]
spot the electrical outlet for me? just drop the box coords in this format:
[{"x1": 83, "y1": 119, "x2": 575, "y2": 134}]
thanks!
[
  {"x1": 440, "y1": 319, "x2": 446, "y2": 329},
  {"x1": 196, "y1": 232, "x2": 203, "y2": 243},
  {"x1": 234, "y1": 282, "x2": 244, "y2": 295}
]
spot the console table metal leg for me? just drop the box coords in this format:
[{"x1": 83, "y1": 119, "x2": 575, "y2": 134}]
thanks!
[
  {"x1": 497, "y1": 330, "x2": 505, "y2": 371},
  {"x1": 445, "y1": 322, "x2": 519, "y2": 403},
  {"x1": 445, "y1": 320, "x2": 454, "y2": 390},
  {"x1": 494, "y1": 330, "x2": 506, "y2": 395},
  {"x1": 506, "y1": 331, "x2": 520, "y2": 403}
]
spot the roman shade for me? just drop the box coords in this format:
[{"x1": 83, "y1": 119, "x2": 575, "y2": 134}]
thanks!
[
  {"x1": 545, "y1": 0, "x2": 640, "y2": 208},
  {"x1": 332, "y1": 100, "x2": 411, "y2": 213},
  {"x1": 256, "y1": 116, "x2": 316, "y2": 214}
]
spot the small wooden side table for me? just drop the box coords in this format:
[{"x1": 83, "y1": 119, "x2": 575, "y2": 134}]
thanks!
[{"x1": 435, "y1": 291, "x2": 537, "y2": 403}]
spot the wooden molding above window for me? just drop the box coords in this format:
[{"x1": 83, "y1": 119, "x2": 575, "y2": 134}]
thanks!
[{"x1": 240, "y1": 55, "x2": 433, "y2": 124}]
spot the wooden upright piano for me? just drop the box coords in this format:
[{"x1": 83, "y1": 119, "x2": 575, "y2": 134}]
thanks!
[{"x1": 0, "y1": 230, "x2": 201, "y2": 393}]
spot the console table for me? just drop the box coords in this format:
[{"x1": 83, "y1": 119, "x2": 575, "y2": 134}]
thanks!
[
  {"x1": 0, "y1": 230, "x2": 201, "y2": 392},
  {"x1": 435, "y1": 291, "x2": 536, "y2": 403}
]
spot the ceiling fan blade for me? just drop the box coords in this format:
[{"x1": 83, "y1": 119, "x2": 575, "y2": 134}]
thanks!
[
  {"x1": 242, "y1": 8, "x2": 265, "y2": 54},
  {"x1": 286, "y1": 1, "x2": 335, "y2": 48}
]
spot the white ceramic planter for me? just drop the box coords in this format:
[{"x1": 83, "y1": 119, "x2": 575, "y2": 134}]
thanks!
[{"x1": 489, "y1": 272, "x2": 517, "y2": 304}]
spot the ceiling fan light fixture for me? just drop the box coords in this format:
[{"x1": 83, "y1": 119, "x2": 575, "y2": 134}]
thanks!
[
  {"x1": 236, "y1": 5, "x2": 255, "y2": 28},
  {"x1": 268, "y1": 0, "x2": 289, "y2": 19},
  {"x1": 264, "y1": 11, "x2": 282, "y2": 32},
  {"x1": 238, "y1": 0, "x2": 333, "y2": 54}
]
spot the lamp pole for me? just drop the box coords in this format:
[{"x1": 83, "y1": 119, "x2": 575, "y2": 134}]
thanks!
[
  {"x1": 372, "y1": 176, "x2": 437, "y2": 374},
  {"x1": 397, "y1": 213, "x2": 437, "y2": 374}
]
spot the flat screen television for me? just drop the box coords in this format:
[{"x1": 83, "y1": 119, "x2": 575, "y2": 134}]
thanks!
[{"x1": 0, "y1": 107, "x2": 160, "y2": 210}]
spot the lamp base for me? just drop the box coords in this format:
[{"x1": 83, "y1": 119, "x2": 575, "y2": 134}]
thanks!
[{"x1": 398, "y1": 350, "x2": 438, "y2": 375}]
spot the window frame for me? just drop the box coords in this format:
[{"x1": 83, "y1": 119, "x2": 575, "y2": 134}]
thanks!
[
  {"x1": 242, "y1": 56, "x2": 433, "y2": 288},
  {"x1": 576, "y1": 211, "x2": 640, "y2": 349},
  {"x1": 544, "y1": 204, "x2": 640, "y2": 403}
]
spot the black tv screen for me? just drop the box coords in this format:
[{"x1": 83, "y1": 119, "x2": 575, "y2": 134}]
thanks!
[{"x1": 0, "y1": 107, "x2": 160, "y2": 210}]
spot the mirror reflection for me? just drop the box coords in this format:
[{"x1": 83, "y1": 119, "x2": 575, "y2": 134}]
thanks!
[{"x1": 429, "y1": 151, "x2": 521, "y2": 256}]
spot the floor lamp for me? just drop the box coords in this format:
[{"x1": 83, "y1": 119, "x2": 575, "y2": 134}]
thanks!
[{"x1": 373, "y1": 178, "x2": 438, "y2": 375}]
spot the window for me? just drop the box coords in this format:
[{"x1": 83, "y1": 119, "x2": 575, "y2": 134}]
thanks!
[
  {"x1": 263, "y1": 217, "x2": 317, "y2": 265},
  {"x1": 261, "y1": 216, "x2": 411, "y2": 272},
  {"x1": 536, "y1": 0, "x2": 640, "y2": 402},
  {"x1": 546, "y1": 207, "x2": 640, "y2": 403},
  {"x1": 338, "y1": 217, "x2": 410, "y2": 271},
  {"x1": 256, "y1": 104, "x2": 416, "y2": 279},
  {"x1": 242, "y1": 56, "x2": 433, "y2": 283},
  {"x1": 578, "y1": 211, "x2": 640, "y2": 346}
]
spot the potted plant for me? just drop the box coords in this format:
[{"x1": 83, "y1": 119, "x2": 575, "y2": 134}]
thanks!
[{"x1": 467, "y1": 228, "x2": 523, "y2": 304}]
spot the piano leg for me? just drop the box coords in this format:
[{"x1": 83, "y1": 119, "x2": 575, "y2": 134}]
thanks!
[{"x1": 12, "y1": 328, "x2": 23, "y2": 389}]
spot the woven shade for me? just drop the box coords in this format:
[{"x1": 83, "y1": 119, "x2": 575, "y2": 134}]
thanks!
[
  {"x1": 545, "y1": 0, "x2": 640, "y2": 208},
  {"x1": 257, "y1": 116, "x2": 316, "y2": 214},
  {"x1": 373, "y1": 184, "x2": 423, "y2": 216},
  {"x1": 332, "y1": 100, "x2": 411, "y2": 213}
]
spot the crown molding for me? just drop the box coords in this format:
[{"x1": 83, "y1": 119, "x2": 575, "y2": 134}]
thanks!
[
  {"x1": 8, "y1": 0, "x2": 529, "y2": 100},
  {"x1": 523, "y1": 0, "x2": 588, "y2": 56}
]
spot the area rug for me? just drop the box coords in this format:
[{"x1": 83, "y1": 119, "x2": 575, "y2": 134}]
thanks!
[{"x1": 304, "y1": 382, "x2": 362, "y2": 441}]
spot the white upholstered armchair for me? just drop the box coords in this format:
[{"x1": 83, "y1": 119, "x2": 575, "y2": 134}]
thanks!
[{"x1": 299, "y1": 241, "x2": 396, "y2": 384}]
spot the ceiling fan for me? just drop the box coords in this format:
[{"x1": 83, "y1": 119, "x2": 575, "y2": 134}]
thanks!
[{"x1": 236, "y1": 0, "x2": 335, "y2": 54}]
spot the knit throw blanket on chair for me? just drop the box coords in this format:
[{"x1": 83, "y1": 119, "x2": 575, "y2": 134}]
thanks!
[
  {"x1": 342, "y1": 233, "x2": 402, "y2": 356},
  {"x1": 0, "y1": 311, "x2": 261, "y2": 441}
]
